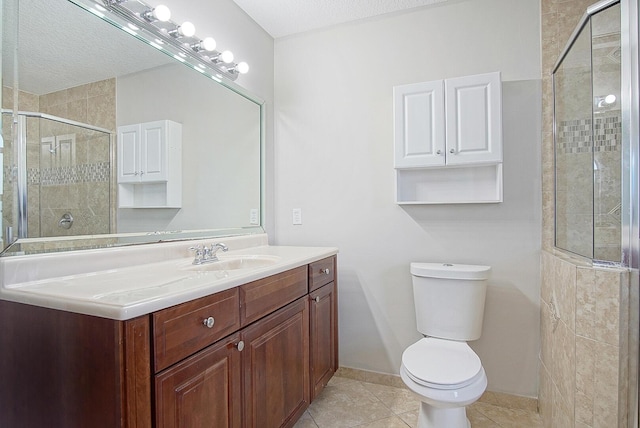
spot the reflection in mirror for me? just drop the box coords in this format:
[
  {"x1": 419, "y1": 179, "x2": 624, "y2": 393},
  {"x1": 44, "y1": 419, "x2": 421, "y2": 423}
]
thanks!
[
  {"x1": 1, "y1": 0, "x2": 263, "y2": 255},
  {"x1": 553, "y1": 1, "x2": 621, "y2": 262}
]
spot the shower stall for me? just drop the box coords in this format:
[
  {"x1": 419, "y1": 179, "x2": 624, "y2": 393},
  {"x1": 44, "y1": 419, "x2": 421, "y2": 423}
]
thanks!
[
  {"x1": 1, "y1": 110, "x2": 113, "y2": 247},
  {"x1": 552, "y1": 0, "x2": 640, "y2": 425}
]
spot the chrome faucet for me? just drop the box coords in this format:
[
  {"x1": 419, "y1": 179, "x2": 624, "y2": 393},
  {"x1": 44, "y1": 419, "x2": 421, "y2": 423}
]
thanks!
[{"x1": 189, "y1": 242, "x2": 228, "y2": 265}]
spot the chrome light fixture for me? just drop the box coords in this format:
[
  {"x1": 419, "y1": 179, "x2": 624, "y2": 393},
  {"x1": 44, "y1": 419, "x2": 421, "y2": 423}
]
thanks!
[{"x1": 97, "y1": 0, "x2": 249, "y2": 81}]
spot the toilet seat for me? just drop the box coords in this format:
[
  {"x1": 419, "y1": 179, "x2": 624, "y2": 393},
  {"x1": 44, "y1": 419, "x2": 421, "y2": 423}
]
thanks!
[{"x1": 402, "y1": 337, "x2": 482, "y2": 390}]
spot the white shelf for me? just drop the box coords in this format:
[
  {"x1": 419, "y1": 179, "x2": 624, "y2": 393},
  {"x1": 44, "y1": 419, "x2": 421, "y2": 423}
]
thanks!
[{"x1": 395, "y1": 163, "x2": 503, "y2": 204}]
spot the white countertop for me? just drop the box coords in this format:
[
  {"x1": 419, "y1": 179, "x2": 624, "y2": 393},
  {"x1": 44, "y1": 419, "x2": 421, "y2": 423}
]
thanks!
[{"x1": 0, "y1": 234, "x2": 338, "y2": 320}]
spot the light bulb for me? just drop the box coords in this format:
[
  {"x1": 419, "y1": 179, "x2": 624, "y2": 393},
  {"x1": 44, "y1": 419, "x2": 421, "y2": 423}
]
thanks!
[
  {"x1": 236, "y1": 62, "x2": 249, "y2": 74},
  {"x1": 220, "y1": 50, "x2": 234, "y2": 64},
  {"x1": 143, "y1": 5, "x2": 170, "y2": 22},
  {"x1": 178, "y1": 21, "x2": 196, "y2": 37},
  {"x1": 201, "y1": 37, "x2": 216, "y2": 52}
]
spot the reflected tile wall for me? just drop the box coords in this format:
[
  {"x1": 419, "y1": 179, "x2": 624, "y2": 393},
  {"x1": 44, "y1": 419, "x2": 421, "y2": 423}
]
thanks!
[
  {"x1": 540, "y1": 251, "x2": 629, "y2": 427},
  {"x1": 5, "y1": 79, "x2": 115, "y2": 238}
]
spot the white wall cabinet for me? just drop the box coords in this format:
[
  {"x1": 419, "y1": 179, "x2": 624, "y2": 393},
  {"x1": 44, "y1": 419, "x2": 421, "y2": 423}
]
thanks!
[
  {"x1": 117, "y1": 120, "x2": 182, "y2": 208},
  {"x1": 393, "y1": 72, "x2": 503, "y2": 204}
]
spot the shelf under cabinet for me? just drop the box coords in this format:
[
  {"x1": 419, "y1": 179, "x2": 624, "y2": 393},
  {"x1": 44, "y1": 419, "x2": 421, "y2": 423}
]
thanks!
[{"x1": 395, "y1": 163, "x2": 503, "y2": 204}]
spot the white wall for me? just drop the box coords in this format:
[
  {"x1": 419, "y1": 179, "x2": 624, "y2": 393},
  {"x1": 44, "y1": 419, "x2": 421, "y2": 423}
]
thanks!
[{"x1": 274, "y1": 0, "x2": 542, "y2": 397}]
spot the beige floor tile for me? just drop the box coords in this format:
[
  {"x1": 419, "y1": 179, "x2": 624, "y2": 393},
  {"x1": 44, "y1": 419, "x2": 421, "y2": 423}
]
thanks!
[
  {"x1": 308, "y1": 378, "x2": 394, "y2": 427},
  {"x1": 361, "y1": 382, "x2": 421, "y2": 414},
  {"x1": 354, "y1": 416, "x2": 411, "y2": 427},
  {"x1": 305, "y1": 376, "x2": 543, "y2": 428},
  {"x1": 293, "y1": 410, "x2": 319, "y2": 428},
  {"x1": 471, "y1": 402, "x2": 543, "y2": 428},
  {"x1": 396, "y1": 409, "x2": 418, "y2": 427},
  {"x1": 468, "y1": 407, "x2": 501, "y2": 428}
]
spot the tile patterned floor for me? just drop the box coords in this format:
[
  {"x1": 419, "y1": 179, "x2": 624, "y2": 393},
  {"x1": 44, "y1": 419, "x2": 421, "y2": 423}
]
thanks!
[{"x1": 294, "y1": 376, "x2": 543, "y2": 428}]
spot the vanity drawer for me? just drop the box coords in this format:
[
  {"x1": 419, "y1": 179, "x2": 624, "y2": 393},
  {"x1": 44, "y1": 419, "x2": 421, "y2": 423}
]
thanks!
[
  {"x1": 240, "y1": 266, "x2": 308, "y2": 327},
  {"x1": 153, "y1": 288, "x2": 240, "y2": 372},
  {"x1": 309, "y1": 256, "x2": 335, "y2": 292}
]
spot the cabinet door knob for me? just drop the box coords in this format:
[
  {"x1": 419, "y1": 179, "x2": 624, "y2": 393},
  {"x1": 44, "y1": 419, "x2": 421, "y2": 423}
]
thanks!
[
  {"x1": 203, "y1": 316, "x2": 215, "y2": 328},
  {"x1": 140, "y1": 171, "x2": 145, "y2": 175},
  {"x1": 320, "y1": 268, "x2": 330, "y2": 275},
  {"x1": 449, "y1": 148, "x2": 456, "y2": 154},
  {"x1": 313, "y1": 296, "x2": 320, "y2": 303},
  {"x1": 134, "y1": 171, "x2": 139, "y2": 176},
  {"x1": 235, "y1": 340, "x2": 245, "y2": 352},
  {"x1": 436, "y1": 150, "x2": 442, "y2": 155}
]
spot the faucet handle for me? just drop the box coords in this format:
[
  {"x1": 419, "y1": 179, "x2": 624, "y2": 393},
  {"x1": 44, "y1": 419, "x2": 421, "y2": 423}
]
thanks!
[
  {"x1": 189, "y1": 244, "x2": 204, "y2": 253},
  {"x1": 210, "y1": 242, "x2": 229, "y2": 254}
]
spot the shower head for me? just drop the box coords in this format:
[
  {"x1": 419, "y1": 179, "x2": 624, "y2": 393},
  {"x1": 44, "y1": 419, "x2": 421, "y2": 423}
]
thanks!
[{"x1": 595, "y1": 94, "x2": 617, "y2": 109}]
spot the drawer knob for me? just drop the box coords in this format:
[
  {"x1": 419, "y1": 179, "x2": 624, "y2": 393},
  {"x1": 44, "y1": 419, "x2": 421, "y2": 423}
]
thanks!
[
  {"x1": 320, "y1": 268, "x2": 330, "y2": 275},
  {"x1": 235, "y1": 340, "x2": 245, "y2": 352},
  {"x1": 203, "y1": 316, "x2": 215, "y2": 328}
]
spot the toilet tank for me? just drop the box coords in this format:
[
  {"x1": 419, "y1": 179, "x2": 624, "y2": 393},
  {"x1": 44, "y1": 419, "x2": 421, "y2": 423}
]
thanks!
[{"x1": 410, "y1": 262, "x2": 490, "y2": 341}]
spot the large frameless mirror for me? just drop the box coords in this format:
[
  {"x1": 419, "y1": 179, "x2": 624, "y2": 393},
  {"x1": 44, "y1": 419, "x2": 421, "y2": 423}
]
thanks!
[
  {"x1": 0, "y1": 0, "x2": 264, "y2": 255},
  {"x1": 553, "y1": 0, "x2": 621, "y2": 262}
]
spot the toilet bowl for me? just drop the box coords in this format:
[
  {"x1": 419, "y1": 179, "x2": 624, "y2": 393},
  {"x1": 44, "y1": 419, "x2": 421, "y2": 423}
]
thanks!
[
  {"x1": 400, "y1": 338, "x2": 487, "y2": 428},
  {"x1": 401, "y1": 263, "x2": 490, "y2": 428}
]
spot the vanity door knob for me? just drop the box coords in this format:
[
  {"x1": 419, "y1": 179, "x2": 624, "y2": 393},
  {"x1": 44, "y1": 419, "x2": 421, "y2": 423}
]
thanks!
[
  {"x1": 235, "y1": 340, "x2": 245, "y2": 352},
  {"x1": 320, "y1": 268, "x2": 330, "y2": 275},
  {"x1": 203, "y1": 316, "x2": 215, "y2": 328},
  {"x1": 313, "y1": 296, "x2": 320, "y2": 303},
  {"x1": 436, "y1": 150, "x2": 442, "y2": 155},
  {"x1": 449, "y1": 148, "x2": 456, "y2": 154}
]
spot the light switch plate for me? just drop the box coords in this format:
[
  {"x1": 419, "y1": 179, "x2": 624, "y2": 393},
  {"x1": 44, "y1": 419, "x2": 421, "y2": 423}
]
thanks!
[
  {"x1": 292, "y1": 208, "x2": 302, "y2": 225},
  {"x1": 249, "y1": 209, "x2": 259, "y2": 225}
]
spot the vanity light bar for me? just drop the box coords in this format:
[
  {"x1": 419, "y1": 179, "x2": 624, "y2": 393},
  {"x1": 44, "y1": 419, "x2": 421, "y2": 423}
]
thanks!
[{"x1": 97, "y1": 0, "x2": 249, "y2": 81}]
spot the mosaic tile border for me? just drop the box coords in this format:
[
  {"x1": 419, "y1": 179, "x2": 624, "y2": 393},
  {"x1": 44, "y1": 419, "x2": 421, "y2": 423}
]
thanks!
[
  {"x1": 27, "y1": 162, "x2": 110, "y2": 186},
  {"x1": 556, "y1": 112, "x2": 621, "y2": 154}
]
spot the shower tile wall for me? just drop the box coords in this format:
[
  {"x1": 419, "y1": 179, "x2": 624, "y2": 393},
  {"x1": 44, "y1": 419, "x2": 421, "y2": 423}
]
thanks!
[
  {"x1": 540, "y1": 251, "x2": 629, "y2": 427},
  {"x1": 541, "y1": 1, "x2": 630, "y2": 427}
]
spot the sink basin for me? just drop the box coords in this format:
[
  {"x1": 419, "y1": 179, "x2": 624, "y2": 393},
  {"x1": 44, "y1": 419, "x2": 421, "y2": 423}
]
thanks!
[{"x1": 180, "y1": 255, "x2": 281, "y2": 272}]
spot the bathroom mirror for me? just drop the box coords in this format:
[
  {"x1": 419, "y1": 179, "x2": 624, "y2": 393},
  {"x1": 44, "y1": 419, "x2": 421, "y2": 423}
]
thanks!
[
  {"x1": 553, "y1": 0, "x2": 621, "y2": 262},
  {"x1": 0, "y1": 0, "x2": 264, "y2": 255}
]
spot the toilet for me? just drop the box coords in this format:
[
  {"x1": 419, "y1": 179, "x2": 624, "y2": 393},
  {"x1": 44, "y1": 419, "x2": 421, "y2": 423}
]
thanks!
[{"x1": 400, "y1": 262, "x2": 491, "y2": 428}]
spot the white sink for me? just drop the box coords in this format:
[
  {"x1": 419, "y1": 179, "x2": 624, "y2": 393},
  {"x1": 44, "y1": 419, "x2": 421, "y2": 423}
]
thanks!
[{"x1": 180, "y1": 255, "x2": 282, "y2": 272}]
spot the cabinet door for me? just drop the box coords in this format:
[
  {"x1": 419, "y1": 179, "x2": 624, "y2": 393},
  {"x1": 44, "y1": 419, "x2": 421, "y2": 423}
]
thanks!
[
  {"x1": 118, "y1": 124, "x2": 141, "y2": 183},
  {"x1": 309, "y1": 281, "x2": 338, "y2": 400},
  {"x1": 242, "y1": 298, "x2": 310, "y2": 428},
  {"x1": 140, "y1": 121, "x2": 168, "y2": 182},
  {"x1": 393, "y1": 80, "x2": 445, "y2": 168},
  {"x1": 445, "y1": 72, "x2": 502, "y2": 165},
  {"x1": 155, "y1": 334, "x2": 242, "y2": 428}
]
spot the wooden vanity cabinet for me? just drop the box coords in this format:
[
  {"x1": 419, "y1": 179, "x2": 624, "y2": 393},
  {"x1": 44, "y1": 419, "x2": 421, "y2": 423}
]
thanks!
[
  {"x1": 0, "y1": 256, "x2": 338, "y2": 428},
  {"x1": 155, "y1": 333, "x2": 243, "y2": 428},
  {"x1": 242, "y1": 297, "x2": 310, "y2": 428},
  {"x1": 308, "y1": 256, "x2": 338, "y2": 400}
]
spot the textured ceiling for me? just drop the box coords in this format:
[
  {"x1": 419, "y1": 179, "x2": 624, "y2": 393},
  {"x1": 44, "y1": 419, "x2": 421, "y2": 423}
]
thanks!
[
  {"x1": 5, "y1": 0, "x2": 172, "y2": 95},
  {"x1": 231, "y1": 0, "x2": 450, "y2": 39}
]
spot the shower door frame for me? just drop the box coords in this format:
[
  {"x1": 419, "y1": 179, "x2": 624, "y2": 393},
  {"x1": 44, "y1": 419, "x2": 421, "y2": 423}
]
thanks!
[{"x1": 622, "y1": 0, "x2": 639, "y2": 425}]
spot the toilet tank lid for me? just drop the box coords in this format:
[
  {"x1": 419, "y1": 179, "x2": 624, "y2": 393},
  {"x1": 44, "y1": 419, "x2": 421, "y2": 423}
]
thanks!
[{"x1": 410, "y1": 263, "x2": 491, "y2": 280}]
